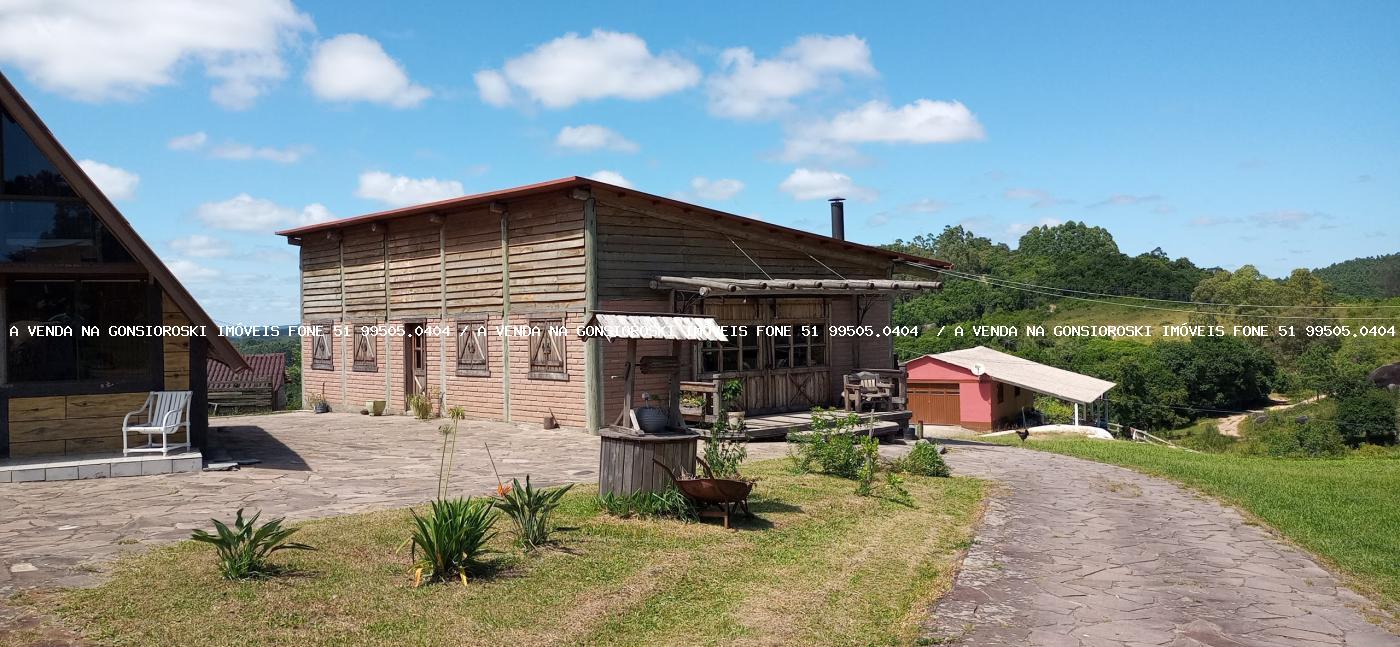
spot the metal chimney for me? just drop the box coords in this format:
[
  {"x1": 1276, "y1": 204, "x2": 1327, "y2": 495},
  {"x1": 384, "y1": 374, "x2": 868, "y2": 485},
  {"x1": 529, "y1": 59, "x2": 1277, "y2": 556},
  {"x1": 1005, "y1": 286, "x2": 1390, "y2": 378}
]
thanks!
[{"x1": 829, "y1": 197, "x2": 845, "y2": 240}]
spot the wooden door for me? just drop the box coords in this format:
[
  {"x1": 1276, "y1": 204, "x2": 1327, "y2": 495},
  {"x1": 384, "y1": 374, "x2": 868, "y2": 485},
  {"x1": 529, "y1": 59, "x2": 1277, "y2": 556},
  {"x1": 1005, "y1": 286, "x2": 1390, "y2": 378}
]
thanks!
[
  {"x1": 909, "y1": 382, "x2": 960, "y2": 425},
  {"x1": 404, "y1": 323, "x2": 427, "y2": 405}
]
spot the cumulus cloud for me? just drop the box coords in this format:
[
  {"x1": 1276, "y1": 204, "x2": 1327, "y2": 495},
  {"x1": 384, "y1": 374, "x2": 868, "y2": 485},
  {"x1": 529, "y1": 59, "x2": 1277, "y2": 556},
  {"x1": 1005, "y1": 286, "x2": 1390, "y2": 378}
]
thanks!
[
  {"x1": 1251, "y1": 210, "x2": 1327, "y2": 229},
  {"x1": 0, "y1": 0, "x2": 312, "y2": 109},
  {"x1": 76, "y1": 159, "x2": 139, "y2": 201},
  {"x1": 305, "y1": 34, "x2": 431, "y2": 108},
  {"x1": 689, "y1": 177, "x2": 744, "y2": 201},
  {"x1": 555, "y1": 125, "x2": 639, "y2": 153},
  {"x1": 355, "y1": 171, "x2": 463, "y2": 207},
  {"x1": 586, "y1": 170, "x2": 633, "y2": 188},
  {"x1": 167, "y1": 131, "x2": 309, "y2": 163},
  {"x1": 1007, "y1": 217, "x2": 1063, "y2": 236},
  {"x1": 781, "y1": 99, "x2": 984, "y2": 161},
  {"x1": 166, "y1": 258, "x2": 221, "y2": 282},
  {"x1": 707, "y1": 34, "x2": 875, "y2": 119},
  {"x1": 1089, "y1": 193, "x2": 1163, "y2": 208},
  {"x1": 195, "y1": 194, "x2": 334, "y2": 232},
  {"x1": 474, "y1": 30, "x2": 699, "y2": 108},
  {"x1": 167, "y1": 132, "x2": 209, "y2": 151},
  {"x1": 901, "y1": 198, "x2": 948, "y2": 214},
  {"x1": 1003, "y1": 187, "x2": 1071, "y2": 209},
  {"x1": 168, "y1": 234, "x2": 231, "y2": 258},
  {"x1": 778, "y1": 168, "x2": 876, "y2": 202}
]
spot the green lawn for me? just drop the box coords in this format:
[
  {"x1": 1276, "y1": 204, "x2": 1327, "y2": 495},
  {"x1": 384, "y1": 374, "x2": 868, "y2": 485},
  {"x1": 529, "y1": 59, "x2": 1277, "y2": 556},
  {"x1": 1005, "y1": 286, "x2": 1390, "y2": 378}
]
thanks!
[
  {"x1": 989, "y1": 436, "x2": 1400, "y2": 611},
  {"x1": 38, "y1": 459, "x2": 983, "y2": 646}
]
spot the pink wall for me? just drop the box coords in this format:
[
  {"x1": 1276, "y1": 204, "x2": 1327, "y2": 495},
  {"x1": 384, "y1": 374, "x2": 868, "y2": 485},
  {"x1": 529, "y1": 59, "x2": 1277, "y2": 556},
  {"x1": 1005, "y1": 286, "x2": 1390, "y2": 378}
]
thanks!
[{"x1": 906, "y1": 356, "x2": 994, "y2": 424}]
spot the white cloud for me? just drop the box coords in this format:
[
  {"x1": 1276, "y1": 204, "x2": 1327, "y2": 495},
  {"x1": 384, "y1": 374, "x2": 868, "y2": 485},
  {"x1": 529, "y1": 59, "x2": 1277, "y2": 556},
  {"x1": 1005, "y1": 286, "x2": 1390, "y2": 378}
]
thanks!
[
  {"x1": 707, "y1": 34, "x2": 875, "y2": 119},
  {"x1": 355, "y1": 171, "x2": 463, "y2": 207},
  {"x1": 690, "y1": 177, "x2": 744, "y2": 201},
  {"x1": 76, "y1": 159, "x2": 139, "y2": 200},
  {"x1": 555, "y1": 125, "x2": 639, "y2": 153},
  {"x1": 195, "y1": 194, "x2": 334, "y2": 232},
  {"x1": 1089, "y1": 193, "x2": 1162, "y2": 208},
  {"x1": 168, "y1": 234, "x2": 231, "y2": 258},
  {"x1": 1251, "y1": 210, "x2": 1326, "y2": 229},
  {"x1": 901, "y1": 198, "x2": 948, "y2": 214},
  {"x1": 475, "y1": 29, "x2": 699, "y2": 108},
  {"x1": 586, "y1": 170, "x2": 633, "y2": 188},
  {"x1": 781, "y1": 99, "x2": 984, "y2": 160},
  {"x1": 1003, "y1": 187, "x2": 1071, "y2": 209},
  {"x1": 305, "y1": 34, "x2": 431, "y2": 108},
  {"x1": 0, "y1": 0, "x2": 313, "y2": 109},
  {"x1": 1007, "y1": 217, "x2": 1063, "y2": 236},
  {"x1": 209, "y1": 142, "x2": 311, "y2": 163},
  {"x1": 167, "y1": 131, "x2": 209, "y2": 151},
  {"x1": 166, "y1": 258, "x2": 221, "y2": 282},
  {"x1": 778, "y1": 168, "x2": 876, "y2": 202}
]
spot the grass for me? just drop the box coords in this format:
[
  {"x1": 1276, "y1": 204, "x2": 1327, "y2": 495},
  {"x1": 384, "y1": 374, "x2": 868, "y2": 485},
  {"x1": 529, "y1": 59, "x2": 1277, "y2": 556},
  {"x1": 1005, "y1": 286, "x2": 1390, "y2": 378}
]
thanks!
[
  {"x1": 988, "y1": 436, "x2": 1400, "y2": 611},
  {"x1": 39, "y1": 460, "x2": 983, "y2": 647}
]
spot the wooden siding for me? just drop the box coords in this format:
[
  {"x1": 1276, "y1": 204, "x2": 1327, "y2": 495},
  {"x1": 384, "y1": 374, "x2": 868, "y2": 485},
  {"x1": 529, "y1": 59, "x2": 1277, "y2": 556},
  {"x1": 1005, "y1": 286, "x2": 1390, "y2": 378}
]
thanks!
[
  {"x1": 343, "y1": 225, "x2": 387, "y2": 318},
  {"x1": 444, "y1": 206, "x2": 503, "y2": 311}
]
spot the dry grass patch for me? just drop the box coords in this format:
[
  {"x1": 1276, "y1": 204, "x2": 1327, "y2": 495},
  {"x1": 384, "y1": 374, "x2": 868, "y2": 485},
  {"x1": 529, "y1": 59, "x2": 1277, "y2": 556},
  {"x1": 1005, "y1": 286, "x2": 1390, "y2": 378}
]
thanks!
[{"x1": 36, "y1": 459, "x2": 982, "y2": 646}]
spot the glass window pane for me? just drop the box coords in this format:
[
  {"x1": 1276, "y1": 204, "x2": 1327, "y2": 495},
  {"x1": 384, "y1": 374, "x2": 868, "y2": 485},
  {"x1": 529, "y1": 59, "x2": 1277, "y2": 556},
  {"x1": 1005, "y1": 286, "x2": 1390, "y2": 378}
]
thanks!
[
  {"x1": 741, "y1": 348, "x2": 758, "y2": 371},
  {"x1": 7, "y1": 281, "x2": 79, "y2": 381},
  {"x1": 701, "y1": 349, "x2": 719, "y2": 373},
  {"x1": 77, "y1": 281, "x2": 148, "y2": 380},
  {"x1": 2, "y1": 108, "x2": 76, "y2": 197},
  {"x1": 810, "y1": 344, "x2": 826, "y2": 366},
  {"x1": 0, "y1": 201, "x2": 133, "y2": 263}
]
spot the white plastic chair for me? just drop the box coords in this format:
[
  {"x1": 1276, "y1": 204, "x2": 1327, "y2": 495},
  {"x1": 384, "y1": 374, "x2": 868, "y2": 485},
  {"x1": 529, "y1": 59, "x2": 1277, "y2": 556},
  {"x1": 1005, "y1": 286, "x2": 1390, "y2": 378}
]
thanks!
[{"x1": 123, "y1": 391, "x2": 193, "y2": 455}]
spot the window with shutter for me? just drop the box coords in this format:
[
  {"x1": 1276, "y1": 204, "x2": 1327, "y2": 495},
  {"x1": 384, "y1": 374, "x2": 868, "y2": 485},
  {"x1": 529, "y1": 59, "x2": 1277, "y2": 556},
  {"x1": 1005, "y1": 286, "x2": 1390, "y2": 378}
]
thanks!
[
  {"x1": 456, "y1": 316, "x2": 489, "y2": 377},
  {"x1": 528, "y1": 316, "x2": 567, "y2": 380},
  {"x1": 311, "y1": 320, "x2": 334, "y2": 370},
  {"x1": 352, "y1": 323, "x2": 377, "y2": 372}
]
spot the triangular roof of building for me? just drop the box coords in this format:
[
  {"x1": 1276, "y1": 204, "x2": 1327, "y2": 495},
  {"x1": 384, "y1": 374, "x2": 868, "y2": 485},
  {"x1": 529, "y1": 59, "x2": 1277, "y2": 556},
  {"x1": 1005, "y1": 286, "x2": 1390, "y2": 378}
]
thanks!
[
  {"x1": 910, "y1": 345, "x2": 1116, "y2": 404},
  {"x1": 0, "y1": 71, "x2": 246, "y2": 371}
]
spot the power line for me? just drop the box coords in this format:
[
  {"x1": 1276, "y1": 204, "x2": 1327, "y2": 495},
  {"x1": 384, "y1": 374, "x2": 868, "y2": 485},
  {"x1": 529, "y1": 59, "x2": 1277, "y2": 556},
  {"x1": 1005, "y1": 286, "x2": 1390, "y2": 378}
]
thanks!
[
  {"x1": 905, "y1": 263, "x2": 1400, "y2": 321},
  {"x1": 905, "y1": 261, "x2": 1400, "y2": 310}
]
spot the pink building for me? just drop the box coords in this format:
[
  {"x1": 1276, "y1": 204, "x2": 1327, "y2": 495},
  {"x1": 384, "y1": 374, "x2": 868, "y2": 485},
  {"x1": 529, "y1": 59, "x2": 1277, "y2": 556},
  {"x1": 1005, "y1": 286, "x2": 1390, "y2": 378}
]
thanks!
[{"x1": 904, "y1": 346, "x2": 1115, "y2": 431}]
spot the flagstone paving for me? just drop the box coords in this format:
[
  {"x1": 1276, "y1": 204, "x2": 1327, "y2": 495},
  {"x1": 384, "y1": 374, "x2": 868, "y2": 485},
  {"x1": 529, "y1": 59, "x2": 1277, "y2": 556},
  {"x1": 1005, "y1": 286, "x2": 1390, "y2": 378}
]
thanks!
[
  {"x1": 0, "y1": 412, "x2": 600, "y2": 593},
  {"x1": 924, "y1": 440, "x2": 1398, "y2": 646}
]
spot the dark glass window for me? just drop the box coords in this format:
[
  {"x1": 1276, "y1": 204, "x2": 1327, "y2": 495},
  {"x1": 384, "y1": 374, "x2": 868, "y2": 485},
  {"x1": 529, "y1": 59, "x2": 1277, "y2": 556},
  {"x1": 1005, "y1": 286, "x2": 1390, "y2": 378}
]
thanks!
[
  {"x1": 2, "y1": 108, "x2": 75, "y2": 197},
  {"x1": 6, "y1": 280, "x2": 150, "y2": 382},
  {"x1": 700, "y1": 324, "x2": 757, "y2": 373},
  {"x1": 771, "y1": 325, "x2": 827, "y2": 369},
  {"x1": 0, "y1": 201, "x2": 134, "y2": 263}
]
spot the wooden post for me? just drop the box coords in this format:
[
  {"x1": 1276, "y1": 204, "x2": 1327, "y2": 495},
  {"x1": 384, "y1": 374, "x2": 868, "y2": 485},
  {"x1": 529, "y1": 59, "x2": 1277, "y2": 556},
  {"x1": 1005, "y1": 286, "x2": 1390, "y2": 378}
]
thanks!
[
  {"x1": 582, "y1": 194, "x2": 602, "y2": 432},
  {"x1": 498, "y1": 203, "x2": 511, "y2": 422},
  {"x1": 621, "y1": 338, "x2": 636, "y2": 428},
  {"x1": 668, "y1": 339, "x2": 682, "y2": 428}
]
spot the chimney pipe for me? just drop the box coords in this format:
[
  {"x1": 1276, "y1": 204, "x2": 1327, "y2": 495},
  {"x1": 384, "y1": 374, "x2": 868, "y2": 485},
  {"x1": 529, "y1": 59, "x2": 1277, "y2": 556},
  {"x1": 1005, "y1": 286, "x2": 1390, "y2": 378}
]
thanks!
[{"x1": 829, "y1": 197, "x2": 845, "y2": 241}]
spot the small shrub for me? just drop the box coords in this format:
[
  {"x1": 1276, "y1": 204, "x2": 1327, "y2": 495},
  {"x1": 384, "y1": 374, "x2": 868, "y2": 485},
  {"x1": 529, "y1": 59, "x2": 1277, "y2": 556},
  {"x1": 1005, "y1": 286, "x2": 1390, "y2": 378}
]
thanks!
[
  {"x1": 598, "y1": 488, "x2": 695, "y2": 520},
  {"x1": 190, "y1": 508, "x2": 314, "y2": 580},
  {"x1": 1335, "y1": 390, "x2": 1398, "y2": 446},
  {"x1": 703, "y1": 420, "x2": 748, "y2": 478},
  {"x1": 494, "y1": 476, "x2": 573, "y2": 550},
  {"x1": 408, "y1": 388, "x2": 438, "y2": 420},
  {"x1": 855, "y1": 436, "x2": 879, "y2": 496},
  {"x1": 892, "y1": 441, "x2": 951, "y2": 477},
  {"x1": 408, "y1": 497, "x2": 496, "y2": 586},
  {"x1": 1241, "y1": 417, "x2": 1347, "y2": 458},
  {"x1": 1179, "y1": 424, "x2": 1237, "y2": 453},
  {"x1": 1296, "y1": 420, "x2": 1348, "y2": 457}
]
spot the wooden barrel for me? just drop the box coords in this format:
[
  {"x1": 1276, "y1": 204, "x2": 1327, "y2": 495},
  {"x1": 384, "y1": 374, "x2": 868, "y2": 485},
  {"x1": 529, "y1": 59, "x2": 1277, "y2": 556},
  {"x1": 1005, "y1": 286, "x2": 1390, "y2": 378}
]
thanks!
[{"x1": 598, "y1": 428, "x2": 698, "y2": 496}]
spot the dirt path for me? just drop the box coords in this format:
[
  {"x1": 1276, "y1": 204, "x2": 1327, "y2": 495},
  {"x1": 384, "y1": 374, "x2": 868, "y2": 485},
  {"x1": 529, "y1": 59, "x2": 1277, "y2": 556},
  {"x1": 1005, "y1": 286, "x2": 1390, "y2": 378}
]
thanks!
[
  {"x1": 924, "y1": 440, "x2": 1396, "y2": 646},
  {"x1": 1217, "y1": 395, "x2": 1324, "y2": 437}
]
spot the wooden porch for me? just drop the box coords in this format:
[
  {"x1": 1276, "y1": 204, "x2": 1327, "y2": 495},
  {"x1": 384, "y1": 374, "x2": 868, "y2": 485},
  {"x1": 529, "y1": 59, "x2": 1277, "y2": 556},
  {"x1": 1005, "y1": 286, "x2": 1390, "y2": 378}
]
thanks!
[{"x1": 740, "y1": 408, "x2": 912, "y2": 441}]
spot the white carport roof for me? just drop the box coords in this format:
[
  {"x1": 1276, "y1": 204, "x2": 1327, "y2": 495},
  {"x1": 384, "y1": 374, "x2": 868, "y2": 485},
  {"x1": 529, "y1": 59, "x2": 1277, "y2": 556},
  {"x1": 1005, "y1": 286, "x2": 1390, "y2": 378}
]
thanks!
[{"x1": 922, "y1": 346, "x2": 1116, "y2": 404}]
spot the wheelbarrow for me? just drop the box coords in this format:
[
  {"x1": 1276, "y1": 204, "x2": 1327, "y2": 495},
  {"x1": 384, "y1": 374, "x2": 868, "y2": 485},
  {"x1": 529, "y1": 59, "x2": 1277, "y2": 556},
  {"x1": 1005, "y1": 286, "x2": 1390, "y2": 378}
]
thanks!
[{"x1": 653, "y1": 457, "x2": 754, "y2": 529}]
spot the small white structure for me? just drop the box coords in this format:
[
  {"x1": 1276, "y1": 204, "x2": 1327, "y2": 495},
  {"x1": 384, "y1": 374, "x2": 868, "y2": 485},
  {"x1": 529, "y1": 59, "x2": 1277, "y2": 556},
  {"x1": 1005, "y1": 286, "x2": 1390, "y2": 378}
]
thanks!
[{"x1": 122, "y1": 391, "x2": 193, "y2": 456}]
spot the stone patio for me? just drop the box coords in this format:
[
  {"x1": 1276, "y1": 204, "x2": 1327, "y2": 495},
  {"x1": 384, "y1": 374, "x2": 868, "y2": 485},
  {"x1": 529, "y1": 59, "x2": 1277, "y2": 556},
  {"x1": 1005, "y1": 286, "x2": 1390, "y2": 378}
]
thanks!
[{"x1": 0, "y1": 411, "x2": 601, "y2": 592}]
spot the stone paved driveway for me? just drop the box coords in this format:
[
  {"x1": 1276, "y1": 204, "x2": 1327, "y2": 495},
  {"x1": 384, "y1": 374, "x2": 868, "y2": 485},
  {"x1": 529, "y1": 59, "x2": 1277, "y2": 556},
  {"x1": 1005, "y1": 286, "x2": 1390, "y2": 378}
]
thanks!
[
  {"x1": 926, "y1": 440, "x2": 1398, "y2": 646},
  {"x1": 0, "y1": 412, "x2": 600, "y2": 593}
]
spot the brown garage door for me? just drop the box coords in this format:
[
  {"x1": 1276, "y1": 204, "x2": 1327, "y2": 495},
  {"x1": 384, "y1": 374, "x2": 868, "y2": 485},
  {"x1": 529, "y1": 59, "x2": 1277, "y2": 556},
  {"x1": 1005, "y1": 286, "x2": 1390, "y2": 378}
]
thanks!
[{"x1": 909, "y1": 382, "x2": 960, "y2": 425}]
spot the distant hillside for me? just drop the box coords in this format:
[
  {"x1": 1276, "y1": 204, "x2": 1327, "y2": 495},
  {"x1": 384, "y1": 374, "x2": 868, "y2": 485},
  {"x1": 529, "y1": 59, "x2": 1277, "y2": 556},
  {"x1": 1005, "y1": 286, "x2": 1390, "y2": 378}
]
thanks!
[{"x1": 1314, "y1": 253, "x2": 1400, "y2": 299}]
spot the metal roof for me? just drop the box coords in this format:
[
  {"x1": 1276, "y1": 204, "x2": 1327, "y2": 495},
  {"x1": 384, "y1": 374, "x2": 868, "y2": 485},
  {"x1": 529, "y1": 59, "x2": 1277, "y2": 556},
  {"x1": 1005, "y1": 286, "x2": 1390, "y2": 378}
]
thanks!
[
  {"x1": 918, "y1": 346, "x2": 1116, "y2": 404},
  {"x1": 580, "y1": 312, "x2": 728, "y2": 342},
  {"x1": 273, "y1": 176, "x2": 952, "y2": 269},
  {"x1": 652, "y1": 276, "x2": 941, "y2": 296},
  {"x1": 208, "y1": 353, "x2": 286, "y2": 385}
]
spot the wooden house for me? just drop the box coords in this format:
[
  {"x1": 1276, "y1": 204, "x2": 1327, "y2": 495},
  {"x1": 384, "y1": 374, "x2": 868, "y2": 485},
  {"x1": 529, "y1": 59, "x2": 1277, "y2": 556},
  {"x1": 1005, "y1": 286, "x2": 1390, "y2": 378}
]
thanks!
[
  {"x1": 276, "y1": 177, "x2": 949, "y2": 433},
  {"x1": 208, "y1": 352, "x2": 288, "y2": 413},
  {"x1": 0, "y1": 71, "x2": 246, "y2": 461}
]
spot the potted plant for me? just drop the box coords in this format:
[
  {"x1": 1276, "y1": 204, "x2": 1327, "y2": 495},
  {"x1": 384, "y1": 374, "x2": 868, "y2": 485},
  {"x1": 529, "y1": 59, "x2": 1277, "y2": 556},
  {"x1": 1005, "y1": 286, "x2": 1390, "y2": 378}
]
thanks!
[
  {"x1": 308, "y1": 387, "x2": 330, "y2": 414},
  {"x1": 720, "y1": 379, "x2": 745, "y2": 427},
  {"x1": 634, "y1": 392, "x2": 669, "y2": 433},
  {"x1": 365, "y1": 400, "x2": 387, "y2": 416}
]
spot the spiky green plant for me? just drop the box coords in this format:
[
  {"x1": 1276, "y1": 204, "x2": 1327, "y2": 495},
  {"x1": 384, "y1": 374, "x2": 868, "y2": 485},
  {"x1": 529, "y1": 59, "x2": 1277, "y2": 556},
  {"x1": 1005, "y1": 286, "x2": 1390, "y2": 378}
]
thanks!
[
  {"x1": 190, "y1": 508, "x2": 314, "y2": 580},
  {"x1": 407, "y1": 497, "x2": 496, "y2": 586},
  {"x1": 494, "y1": 476, "x2": 573, "y2": 550}
]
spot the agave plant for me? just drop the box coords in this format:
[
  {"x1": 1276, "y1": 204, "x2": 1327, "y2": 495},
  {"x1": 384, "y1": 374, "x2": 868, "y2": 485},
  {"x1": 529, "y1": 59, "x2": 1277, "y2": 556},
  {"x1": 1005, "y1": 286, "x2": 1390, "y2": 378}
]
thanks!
[
  {"x1": 408, "y1": 497, "x2": 496, "y2": 586},
  {"x1": 190, "y1": 508, "x2": 314, "y2": 580},
  {"x1": 494, "y1": 476, "x2": 573, "y2": 550}
]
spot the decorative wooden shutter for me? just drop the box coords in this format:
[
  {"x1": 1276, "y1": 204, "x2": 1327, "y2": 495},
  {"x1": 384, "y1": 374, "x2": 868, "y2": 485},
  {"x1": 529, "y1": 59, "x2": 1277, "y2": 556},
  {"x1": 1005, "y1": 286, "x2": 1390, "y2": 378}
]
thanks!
[
  {"x1": 311, "y1": 320, "x2": 334, "y2": 370},
  {"x1": 528, "y1": 316, "x2": 567, "y2": 380},
  {"x1": 456, "y1": 317, "x2": 489, "y2": 377},
  {"x1": 352, "y1": 324, "x2": 377, "y2": 372}
]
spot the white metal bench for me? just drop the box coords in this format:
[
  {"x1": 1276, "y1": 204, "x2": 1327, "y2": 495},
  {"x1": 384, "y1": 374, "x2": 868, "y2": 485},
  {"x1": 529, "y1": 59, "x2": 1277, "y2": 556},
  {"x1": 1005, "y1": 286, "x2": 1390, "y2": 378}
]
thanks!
[{"x1": 122, "y1": 391, "x2": 193, "y2": 455}]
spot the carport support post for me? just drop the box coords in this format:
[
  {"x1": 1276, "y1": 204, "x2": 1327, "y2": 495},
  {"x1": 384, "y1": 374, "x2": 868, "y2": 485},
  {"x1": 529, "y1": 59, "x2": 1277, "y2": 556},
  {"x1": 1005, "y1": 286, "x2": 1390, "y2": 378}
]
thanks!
[{"x1": 1073, "y1": 402, "x2": 1080, "y2": 426}]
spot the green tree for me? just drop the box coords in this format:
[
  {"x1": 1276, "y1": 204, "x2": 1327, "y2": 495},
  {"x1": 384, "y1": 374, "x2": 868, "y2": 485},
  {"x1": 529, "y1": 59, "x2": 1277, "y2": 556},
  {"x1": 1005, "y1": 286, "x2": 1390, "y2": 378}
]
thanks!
[{"x1": 1335, "y1": 390, "x2": 1398, "y2": 446}]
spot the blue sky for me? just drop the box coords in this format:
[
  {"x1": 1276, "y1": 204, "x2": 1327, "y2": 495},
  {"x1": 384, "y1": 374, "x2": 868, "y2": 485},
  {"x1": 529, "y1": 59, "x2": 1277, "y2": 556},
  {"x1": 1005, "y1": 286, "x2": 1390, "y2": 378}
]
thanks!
[{"x1": 2, "y1": 1, "x2": 1396, "y2": 324}]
